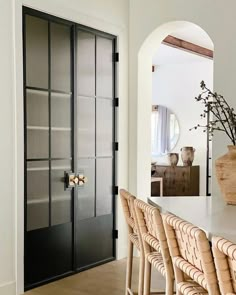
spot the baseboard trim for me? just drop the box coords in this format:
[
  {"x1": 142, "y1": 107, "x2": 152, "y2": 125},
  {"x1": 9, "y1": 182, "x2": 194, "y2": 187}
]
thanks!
[{"x1": 0, "y1": 281, "x2": 16, "y2": 295}]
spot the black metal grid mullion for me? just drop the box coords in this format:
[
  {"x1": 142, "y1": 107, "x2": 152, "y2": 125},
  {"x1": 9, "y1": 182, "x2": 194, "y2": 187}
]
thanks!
[
  {"x1": 94, "y1": 34, "x2": 97, "y2": 218},
  {"x1": 27, "y1": 157, "x2": 72, "y2": 162},
  {"x1": 72, "y1": 24, "x2": 77, "y2": 271},
  {"x1": 25, "y1": 86, "x2": 72, "y2": 95},
  {"x1": 48, "y1": 21, "x2": 52, "y2": 227}
]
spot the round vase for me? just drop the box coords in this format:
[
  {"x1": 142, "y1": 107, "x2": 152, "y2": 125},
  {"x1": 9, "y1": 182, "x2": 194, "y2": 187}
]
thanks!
[
  {"x1": 215, "y1": 145, "x2": 236, "y2": 205},
  {"x1": 168, "y1": 153, "x2": 179, "y2": 166},
  {"x1": 181, "y1": 147, "x2": 195, "y2": 166}
]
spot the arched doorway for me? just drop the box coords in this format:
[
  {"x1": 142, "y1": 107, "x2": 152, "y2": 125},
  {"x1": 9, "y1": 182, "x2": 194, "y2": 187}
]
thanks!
[{"x1": 136, "y1": 21, "x2": 214, "y2": 199}]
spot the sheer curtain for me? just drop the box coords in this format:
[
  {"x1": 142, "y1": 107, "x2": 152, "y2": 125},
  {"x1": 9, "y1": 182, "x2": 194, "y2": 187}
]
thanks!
[{"x1": 152, "y1": 106, "x2": 170, "y2": 155}]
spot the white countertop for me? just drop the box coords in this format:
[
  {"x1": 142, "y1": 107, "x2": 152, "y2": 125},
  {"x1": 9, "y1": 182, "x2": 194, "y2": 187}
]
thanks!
[{"x1": 148, "y1": 196, "x2": 236, "y2": 243}]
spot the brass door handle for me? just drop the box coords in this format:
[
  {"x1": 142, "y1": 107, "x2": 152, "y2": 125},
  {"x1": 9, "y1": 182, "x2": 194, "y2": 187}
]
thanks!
[
  {"x1": 73, "y1": 175, "x2": 88, "y2": 186},
  {"x1": 64, "y1": 172, "x2": 88, "y2": 189}
]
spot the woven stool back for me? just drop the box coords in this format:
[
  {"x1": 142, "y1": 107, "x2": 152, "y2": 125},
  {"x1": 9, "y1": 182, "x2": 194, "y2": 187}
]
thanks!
[
  {"x1": 120, "y1": 189, "x2": 137, "y2": 235},
  {"x1": 163, "y1": 213, "x2": 220, "y2": 294},
  {"x1": 212, "y1": 236, "x2": 236, "y2": 295},
  {"x1": 134, "y1": 199, "x2": 173, "y2": 278}
]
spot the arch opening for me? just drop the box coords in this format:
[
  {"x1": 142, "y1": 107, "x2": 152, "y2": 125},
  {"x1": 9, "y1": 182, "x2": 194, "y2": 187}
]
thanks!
[{"x1": 136, "y1": 21, "x2": 214, "y2": 198}]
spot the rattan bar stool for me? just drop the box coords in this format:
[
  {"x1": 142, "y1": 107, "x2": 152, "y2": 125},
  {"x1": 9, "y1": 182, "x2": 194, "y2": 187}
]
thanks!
[
  {"x1": 120, "y1": 189, "x2": 144, "y2": 295},
  {"x1": 134, "y1": 199, "x2": 174, "y2": 295},
  {"x1": 212, "y1": 236, "x2": 236, "y2": 295},
  {"x1": 163, "y1": 213, "x2": 220, "y2": 295}
]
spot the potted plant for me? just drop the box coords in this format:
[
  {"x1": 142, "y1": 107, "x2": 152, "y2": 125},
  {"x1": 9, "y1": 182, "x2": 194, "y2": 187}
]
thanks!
[{"x1": 191, "y1": 81, "x2": 236, "y2": 205}]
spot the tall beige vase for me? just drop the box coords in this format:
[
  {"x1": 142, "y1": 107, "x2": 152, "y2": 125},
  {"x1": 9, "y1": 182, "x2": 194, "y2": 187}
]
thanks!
[
  {"x1": 215, "y1": 145, "x2": 236, "y2": 205},
  {"x1": 180, "y1": 147, "x2": 195, "y2": 166}
]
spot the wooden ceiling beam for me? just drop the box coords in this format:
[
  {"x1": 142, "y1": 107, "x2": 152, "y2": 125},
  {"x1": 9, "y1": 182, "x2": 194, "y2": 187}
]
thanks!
[{"x1": 162, "y1": 35, "x2": 213, "y2": 59}]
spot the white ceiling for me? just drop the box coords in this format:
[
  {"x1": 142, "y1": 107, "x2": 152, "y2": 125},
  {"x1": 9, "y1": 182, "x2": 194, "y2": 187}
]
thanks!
[
  {"x1": 152, "y1": 44, "x2": 213, "y2": 65},
  {"x1": 171, "y1": 23, "x2": 214, "y2": 50},
  {"x1": 152, "y1": 23, "x2": 214, "y2": 66}
]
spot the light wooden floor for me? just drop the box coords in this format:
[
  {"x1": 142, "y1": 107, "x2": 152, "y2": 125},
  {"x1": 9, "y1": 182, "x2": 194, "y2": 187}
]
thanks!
[{"x1": 24, "y1": 258, "x2": 165, "y2": 295}]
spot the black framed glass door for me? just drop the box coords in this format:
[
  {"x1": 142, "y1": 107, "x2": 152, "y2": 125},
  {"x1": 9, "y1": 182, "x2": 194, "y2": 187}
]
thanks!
[
  {"x1": 23, "y1": 7, "x2": 116, "y2": 290},
  {"x1": 76, "y1": 28, "x2": 115, "y2": 270}
]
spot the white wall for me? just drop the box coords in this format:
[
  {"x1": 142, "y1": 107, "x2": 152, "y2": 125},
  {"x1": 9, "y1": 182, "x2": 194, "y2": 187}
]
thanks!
[
  {"x1": 0, "y1": 0, "x2": 129, "y2": 294},
  {"x1": 152, "y1": 60, "x2": 213, "y2": 195},
  {"x1": 0, "y1": 0, "x2": 15, "y2": 294},
  {"x1": 129, "y1": 0, "x2": 236, "y2": 202}
]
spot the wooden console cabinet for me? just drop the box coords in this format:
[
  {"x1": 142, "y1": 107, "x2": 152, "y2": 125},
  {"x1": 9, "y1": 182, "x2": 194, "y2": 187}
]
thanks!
[{"x1": 151, "y1": 165, "x2": 199, "y2": 196}]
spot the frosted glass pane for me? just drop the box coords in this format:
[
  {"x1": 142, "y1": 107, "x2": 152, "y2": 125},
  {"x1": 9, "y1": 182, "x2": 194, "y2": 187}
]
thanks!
[
  {"x1": 96, "y1": 98, "x2": 113, "y2": 157},
  {"x1": 96, "y1": 37, "x2": 113, "y2": 98},
  {"x1": 77, "y1": 159, "x2": 95, "y2": 220},
  {"x1": 26, "y1": 90, "x2": 48, "y2": 127},
  {"x1": 51, "y1": 130, "x2": 71, "y2": 158},
  {"x1": 27, "y1": 129, "x2": 49, "y2": 159},
  {"x1": 51, "y1": 93, "x2": 71, "y2": 128},
  {"x1": 96, "y1": 158, "x2": 113, "y2": 216},
  {"x1": 51, "y1": 23, "x2": 71, "y2": 92},
  {"x1": 77, "y1": 96, "x2": 95, "y2": 157},
  {"x1": 26, "y1": 15, "x2": 48, "y2": 88},
  {"x1": 51, "y1": 160, "x2": 72, "y2": 225},
  {"x1": 77, "y1": 31, "x2": 95, "y2": 97},
  {"x1": 27, "y1": 161, "x2": 49, "y2": 231}
]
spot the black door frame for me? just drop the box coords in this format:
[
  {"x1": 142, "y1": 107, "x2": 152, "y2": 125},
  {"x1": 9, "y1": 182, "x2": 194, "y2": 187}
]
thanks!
[{"x1": 23, "y1": 6, "x2": 117, "y2": 290}]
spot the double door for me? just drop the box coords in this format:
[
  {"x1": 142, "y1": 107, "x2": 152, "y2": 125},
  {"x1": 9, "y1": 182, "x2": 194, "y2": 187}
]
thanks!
[{"x1": 23, "y1": 8, "x2": 116, "y2": 289}]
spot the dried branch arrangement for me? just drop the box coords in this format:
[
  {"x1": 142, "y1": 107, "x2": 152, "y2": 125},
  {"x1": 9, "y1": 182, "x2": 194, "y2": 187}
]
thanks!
[{"x1": 190, "y1": 81, "x2": 236, "y2": 145}]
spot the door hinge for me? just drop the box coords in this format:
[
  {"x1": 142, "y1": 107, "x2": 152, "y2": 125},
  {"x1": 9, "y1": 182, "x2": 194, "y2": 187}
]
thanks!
[
  {"x1": 113, "y1": 142, "x2": 119, "y2": 151},
  {"x1": 113, "y1": 229, "x2": 118, "y2": 239},
  {"x1": 113, "y1": 186, "x2": 119, "y2": 195},
  {"x1": 114, "y1": 97, "x2": 119, "y2": 107},
  {"x1": 113, "y1": 52, "x2": 119, "y2": 62}
]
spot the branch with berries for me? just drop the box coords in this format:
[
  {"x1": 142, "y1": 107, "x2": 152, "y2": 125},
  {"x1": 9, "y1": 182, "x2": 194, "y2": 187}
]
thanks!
[{"x1": 190, "y1": 81, "x2": 236, "y2": 145}]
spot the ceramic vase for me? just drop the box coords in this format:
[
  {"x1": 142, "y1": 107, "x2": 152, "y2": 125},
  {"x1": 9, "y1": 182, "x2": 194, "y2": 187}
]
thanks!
[
  {"x1": 181, "y1": 147, "x2": 195, "y2": 166},
  {"x1": 168, "y1": 153, "x2": 179, "y2": 166},
  {"x1": 215, "y1": 145, "x2": 236, "y2": 205}
]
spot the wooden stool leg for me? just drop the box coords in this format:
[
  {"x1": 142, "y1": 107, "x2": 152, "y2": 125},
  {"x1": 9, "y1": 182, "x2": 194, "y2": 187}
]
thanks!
[
  {"x1": 165, "y1": 276, "x2": 174, "y2": 295},
  {"x1": 126, "y1": 239, "x2": 134, "y2": 295},
  {"x1": 138, "y1": 252, "x2": 145, "y2": 295},
  {"x1": 174, "y1": 267, "x2": 184, "y2": 295},
  {"x1": 143, "y1": 258, "x2": 151, "y2": 295}
]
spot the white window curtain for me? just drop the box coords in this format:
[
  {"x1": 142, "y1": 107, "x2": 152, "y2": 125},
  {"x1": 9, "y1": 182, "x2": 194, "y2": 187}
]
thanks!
[{"x1": 152, "y1": 105, "x2": 171, "y2": 155}]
